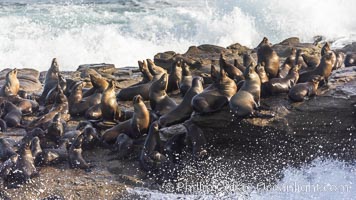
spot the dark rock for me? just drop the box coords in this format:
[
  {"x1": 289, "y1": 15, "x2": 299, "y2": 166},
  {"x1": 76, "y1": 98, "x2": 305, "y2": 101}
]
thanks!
[
  {"x1": 0, "y1": 68, "x2": 42, "y2": 93},
  {"x1": 341, "y1": 42, "x2": 356, "y2": 52},
  {"x1": 227, "y1": 43, "x2": 251, "y2": 55},
  {"x1": 272, "y1": 37, "x2": 321, "y2": 57}
]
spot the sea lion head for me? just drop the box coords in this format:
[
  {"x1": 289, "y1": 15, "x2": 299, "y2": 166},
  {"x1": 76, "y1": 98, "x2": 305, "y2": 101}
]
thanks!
[
  {"x1": 6, "y1": 68, "x2": 18, "y2": 80},
  {"x1": 244, "y1": 63, "x2": 260, "y2": 81},
  {"x1": 133, "y1": 94, "x2": 144, "y2": 106},
  {"x1": 182, "y1": 62, "x2": 191, "y2": 76},
  {"x1": 53, "y1": 112, "x2": 62, "y2": 123},
  {"x1": 257, "y1": 37, "x2": 270, "y2": 48},
  {"x1": 156, "y1": 73, "x2": 168, "y2": 91},
  {"x1": 83, "y1": 126, "x2": 99, "y2": 145},
  {"x1": 90, "y1": 74, "x2": 108, "y2": 91},
  {"x1": 290, "y1": 48, "x2": 297, "y2": 55},
  {"x1": 192, "y1": 76, "x2": 204, "y2": 87},
  {"x1": 50, "y1": 58, "x2": 59, "y2": 73}
]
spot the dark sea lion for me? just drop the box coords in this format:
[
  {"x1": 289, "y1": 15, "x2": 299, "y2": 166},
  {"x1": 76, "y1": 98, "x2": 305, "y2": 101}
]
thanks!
[
  {"x1": 45, "y1": 82, "x2": 61, "y2": 106},
  {"x1": 6, "y1": 138, "x2": 38, "y2": 188},
  {"x1": 35, "y1": 139, "x2": 69, "y2": 166},
  {"x1": 159, "y1": 77, "x2": 204, "y2": 127},
  {"x1": 82, "y1": 74, "x2": 109, "y2": 98},
  {"x1": 278, "y1": 48, "x2": 296, "y2": 78},
  {"x1": 131, "y1": 60, "x2": 153, "y2": 87},
  {"x1": 220, "y1": 54, "x2": 244, "y2": 82},
  {"x1": 140, "y1": 122, "x2": 167, "y2": 172},
  {"x1": 185, "y1": 122, "x2": 207, "y2": 159},
  {"x1": 167, "y1": 60, "x2": 182, "y2": 93},
  {"x1": 81, "y1": 126, "x2": 100, "y2": 150},
  {"x1": 101, "y1": 80, "x2": 122, "y2": 122},
  {"x1": 267, "y1": 65, "x2": 301, "y2": 95},
  {"x1": 298, "y1": 52, "x2": 334, "y2": 83},
  {"x1": 0, "y1": 154, "x2": 18, "y2": 179},
  {"x1": 289, "y1": 76, "x2": 321, "y2": 102},
  {"x1": 0, "y1": 138, "x2": 17, "y2": 161},
  {"x1": 0, "y1": 68, "x2": 20, "y2": 97},
  {"x1": 344, "y1": 53, "x2": 356, "y2": 67},
  {"x1": 243, "y1": 53, "x2": 257, "y2": 69},
  {"x1": 333, "y1": 52, "x2": 345, "y2": 70},
  {"x1": 112, "y1": 133, "x2": 134, "y2": 159},
  {"x1": 192, "y1": 66, "x2": 237, "y2": 114},
  {"x1": 47, "y1": 112, "x2": 64, "y2": 143},
  {"x1": 146, "y1": 59, "x2": 167, "y2": 75},
  {"x1": 0, "y1": 119, "x2": 7, "y2": 132},
  {"x1": 102, "y1": 95, "x2": 150, "y2": 142},
  {"x1": 229, "y1": 64, "x2": 261, "y2": 117},
  {"x1": 149, "y1": 73, "x2": 177, "y2": 116},
  {"x1": 256, "y1": 63, "x2": 269, "y2": 97},
  {"x1": 321, "y1": 42, "x2": 331, "y2": 56},
  {"x1": 256, "y1": 37, "x2": 280, "y2": 78},
  {"x1": 30, "y1": 136, "x2": 42, "y2": 159},
  {"x1": 1, "y1": 101, "x2": 22, "y2": 128},
  {"x1": 17, "y1": 98, "x2": 39, "y2": 115},
  {"x1": 69, "y1": 134, "x2": 91, "y2": 170},
  {"x1": 234, "y1": 58, "x2": 246, "y2": 72},
  {"x1": 179, "y1": 62, "x2": 193, "y2": 97},
  {"x1": 39, "y1": 58, "x2": 60, "y2": 104}
]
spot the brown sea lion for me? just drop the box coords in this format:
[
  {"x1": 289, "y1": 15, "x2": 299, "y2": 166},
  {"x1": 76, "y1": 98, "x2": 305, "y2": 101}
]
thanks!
[
  {"x1": 294, "y1": 49, "x2": 309, "y2": 70},
  {"x1": 289, "y1": 76, "x2": 321, "y2": 102},
  {"x1": 85, "y1": 104, "x2": 102, "y2": 120},
  {"x1": 256, "y1": 63, "x2": 269, "y2": 97},
  {"x1": 35, "y1": 139, "x2": 69, "y2": 166},
  {"x1": 179, "y1": 62, "x2": 193, "y2": 97},
  {"x1": 256, "y1": 37, "x2": 280, "y2": 78},
  {"x1": 30, "y1": 137, "x2": 42, "y2": 159},
  {"x1": 82, "y1": 74, "x2": 109, "y2": 98},
  {"x1": 0, "y1": 68, "x2": 20, "y2": 97},
  {"x1": 234, "y1": 58, "x2": 246, "y2": 72},
  {"x1": 220, "y1": 54, "x2": 244, "y2": 82},
  {"x1": 116, "y1": 75, "x2": 158, "y2": 101},
  {"x1": 167, "y1": 60, "x2": 182, "y2": 93},
  {"x1": 39, "y1": 58, "x2": 60, "y2": 104},
  {"x1": 0, "y1": 138, "x2": 17, "y2": 161},
  {"x1": 101, "y1": 80, "x2": 122, "y2": 122},
  {"x1": 146, "y1": 59, "x2": 167, "y2": 75},
  {"x1": 278, "y1": 48, "x2": 296, "y2": 78},
  {"x1": 68, "y1": 134, "x2": 91, "y2": 170},
  {"x1": 47, "y1": 112, "x2": 64, "y2": 143},
  {"x1": 321, "y1": 42, "x2": 331, "y2": 56},
  {"x1": 192, "y1": 66, "x2": 237, "y2": 114},
  {"x1": 102, "y1": 94, "x2": 150, "y2": 143},
  {"x1": 130, "y1": 60, "x2": 153, "y2": 87},
  {"x1": 149, "y1": 73, "x2": 177, "y2": 116},
  {"x1": 243, "y1": 53, "x2": 257, "y2": 69},
  {"x1": 229, "y1": 64, "x2": 261, "y2": 117},
  {"x1": 267, "y1": 65, "x2": 301, "y2": 95},
  {"x1": 159, "y1": 77, "x2": 204, "y2": 127},
  {"x1": 298, "y1": 52, "x2": 334, "y2": 83},
  {"x1": 1, "y1": 101, "x2": 22, "y2": 128}
]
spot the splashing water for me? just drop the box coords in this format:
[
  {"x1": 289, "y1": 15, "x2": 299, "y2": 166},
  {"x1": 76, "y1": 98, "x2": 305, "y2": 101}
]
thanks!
[{"x1": 0, "y1": 0, "x2": 355, "y2": 70}]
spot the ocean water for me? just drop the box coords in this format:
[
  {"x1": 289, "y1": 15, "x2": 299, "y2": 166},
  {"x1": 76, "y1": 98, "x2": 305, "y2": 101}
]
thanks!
[{"x1": 0, "y1": 0, "x2": 355, "y2": 70}]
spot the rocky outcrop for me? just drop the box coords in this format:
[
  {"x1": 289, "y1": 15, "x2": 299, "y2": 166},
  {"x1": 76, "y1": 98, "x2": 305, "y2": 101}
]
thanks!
[{"x1": 0, "y1": 68, "x2": 42, "y2": 92}]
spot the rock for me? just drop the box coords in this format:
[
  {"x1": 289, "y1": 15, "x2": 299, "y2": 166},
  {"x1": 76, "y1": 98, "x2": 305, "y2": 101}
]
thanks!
[
  {"x1": 341, "y1": 42, "x2": 356, "y2": 52},
  {"x1": 272, "y1": 37, "x2": 321, "y2": 57},
  {"x1": 227, "y1": 42, "x2": 251, "y2": 55},
  {"x1": 154, "y1": 51, "x2": 177, "y2": 70},
  {"x1": 0, "y1": 68, "x2": 42, "y2": 93},
  {"x1": 344, "y1": 53, "x2": 356, "y2": 67},
  {"x1": 159, "y1": 124, "x2": 187, "y2": 142}
]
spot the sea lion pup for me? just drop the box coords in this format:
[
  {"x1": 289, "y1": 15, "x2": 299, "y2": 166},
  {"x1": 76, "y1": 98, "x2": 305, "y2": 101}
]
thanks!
[
  {"x1": 102, "y1": 95, "x2": 150, "y2": 143},
  {"x1": 256, "y1": 37, "x2": 280, "y2": 78},
  {"x1": 30, "y1": 137, "x2": 42, "y2": 159},
  {"x1": 243, "y1": 53, "x2": 257, "y2": 69},
  {"x1": 0, "y1": 138, "x2": 17, "y2": 161},
  {"x1": 192, "y1": 66, "x2": 237, "y2": 114},
  {"x1": 220, "y1": 54, "x2": 244, "y2": 82},
  {"x1": 68, "y1": 134, "x2": 91, "y2": 170},
  {"x1": 68, "y1": 81, "x2": 102, "y2": 116},
  {"x1": 131, "y1": 60, "x2": 153, "y2": 87},
  {"x1": 289, "y1": 76, "x2": 321, "y2": 102},
  {"x1": 1, "y1": 101, "x2": 22, "y2": 128},
  {"x1": 5, "y1": 137, "x2": 38, "y2": 188},
  {"x1": 111, "y1": 133, "x2": 134, "y2": 159},
  {"x1": 35, "y1": 139, "x2": 69, "y2": 166},
  {"x1": 149, "y1": 73, "x2": 177, "y2": 116},
  {"x1": 179, "y1": 62, "x2": 193, "y2": 96},
  {"x1": 278, "y1": 48, "x2": 296, "y2": 78},
  {"x1": 229, "y1": 64, "x2": 261, "y2": 117},
  {"x1": 47, "y1": 112, "x2": 64, "y2": 143},
  {"x1": 146, "y1": 58, "x2": 167, "y2": 75},
  {"x1": 140, "y1": 122, "x2": 167, "y2": 172},
  {"x1": 101, "y1": 80, "x2": 122, "y2": 122},
  {"x1": 267, "y1": 65, "x2": 301, "y2": 95},
  {"x1": 298, "y1": 52, "x2": 334, "y2": 84},
  {"x1": 159, "y1": 77, "x2": 204, "y2": 127},
  {"x1": 167, "y1": 60, "x2": 182, "y2": 93},
  {"x1": 0, "y1": 68, "x2": 20, "y2": 97},
  {"x1": 82, "y1": 74, "x2": 109, "y2": 98},
  {"x1": 39, "y1": 58, "x2": 60, "y2": 104}
]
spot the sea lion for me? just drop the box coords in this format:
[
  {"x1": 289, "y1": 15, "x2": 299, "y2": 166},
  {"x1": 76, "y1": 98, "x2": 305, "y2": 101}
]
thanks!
[
  {"x1": 298, "y1": 52, "x2": 334, "y2": 83},
  {"x1": 229, "y1": 64, "x2": 261, "y2": 117},
  {"x1": 234, "y1": 58, "x2": 246, "y2": 72},
  {"x1": 267, "y1": 65, "x2": 301, "y2": 95},
  {"x1": 1, "y1": 101, "x2": 22, "y2": 128},
  {"x1": 289, "y1": 76, "x2": 321, "y2": 102},
  {"x1": 5, "y1": 138, "x2": 38, "y2": 188},
  {"x1": 0, "y1": 138, "x2": 17, "y2": 161},
  {"x1": 85, "y1": 104, "x2": 102, "y2": 120},
  {"x1": 256, "y1": 37, "x2": 280, "y2": 78},
  {"x1": 149, "y1": 73, "x2": 177, "y2": 116},
  {"x1": 139, "y1": 122, "x2": 167, "y2": 172},
  {"x1": 192, "y1": 66, "x2": 237, "y2": 114},
  {"x1": 300, "y1": 51, "x2": 320, "y2": 70},
  {"x1": 0, "y1": 119, "x2": 7, "y2": 132},
  {"x1": 130, "y1": 60, "x2": 153, "y2": 87},
  {"x1": 185, "y1": 122, "x2": 207, "y2": 159},
  {"x1": 256, "y1": 63, "x2": 269, "y2": 97},
  {"x1": 167, "y1": 60, "x2": 182, "y2": 93},
  {"x1": 17, "y1": 98, "x2": 39, "y2": 115},
  {"x1": 0, "y1": 154, "x2": 18, "y2": 180},
  {"x1": 68, "y1": 134, "x2": 91, "y2": 170},
  {"x1": 102, "y1": 94, "x2": 150, "y2": 142},
  {"x1": 101, "y1": 80, "x2": 122, "y2": 122},
  {"x1": 220, "y1": 54, "x2": 244, "y2": 82},
  {"x1": 179, "y1": 62, "x2": 193, "y2": 97},
  {"x1": 112, "y1": 133, "x2": 134, "y2": 159},
  {"x1": 278, "y1": 48, "x2": 296, "y2": 78},
  {"x1": 47, "y1": 112, "x2": 64, "y2": 143},
  {"x1": 345, "y1": 53, "x2": 356, "y2": 67},
  {"x1": 35, "y1": 139, "x2": 69, "y2": 166},
  {"x1": 0, "y1": 68, "x2": 20, "y2": 97},
  {"x1": 159, "y1": 77, "x2": 204, "y2": 127},
  {"x1": 82, "y1": 74, "x2": 109, "y2": 98},
  {"x1": 45, "y1": 82, "x2": 61, "y2": 106},
  {"x1": 146, "y1": 59, "x2": 167, "y2": 75},
  {"x1": 333, "y1": 52, "x2": 345, "y2": 70},
  {"x1": 321, "y1": 42, "x2": 331, "y2": 56},
  {"x1": 39, "y1": 58, "x2": 60, "y2": 104},
  {"x1": 30, "y1": 137, "x2": 42, "y2": 159},
  {"x1": 243, "y1": 53, "x2": 257, "y2": 69},
  {"x1": 81, "y1": 126, "x2": 100, "y2": 150}
]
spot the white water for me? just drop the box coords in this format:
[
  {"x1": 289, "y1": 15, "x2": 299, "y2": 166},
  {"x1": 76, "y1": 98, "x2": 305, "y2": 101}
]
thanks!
[
  {"x1": 128, "y1": 159, "x2": 356, "y2": 199},
  {"x1": 0, "y1": 0, "x2": 355, "y2": 70}
]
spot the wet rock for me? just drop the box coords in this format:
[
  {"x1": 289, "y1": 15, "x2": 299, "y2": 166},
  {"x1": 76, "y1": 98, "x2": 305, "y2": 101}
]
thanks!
[
  {"x1": 272, "y1": 37, "x2": 321, "y2": 57},
  {"x1": 0, "y1": 68, "x2": 42, "y2": 93},
  {"x1": 226, "y1": 42, "x2": 251, "y2": 55},
  {"x1": 159, "y1": 124, "x2": 187, "y2": 142},
  {"x1": 341, "y1": 42, "x2": 356, "y2": 52}
]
